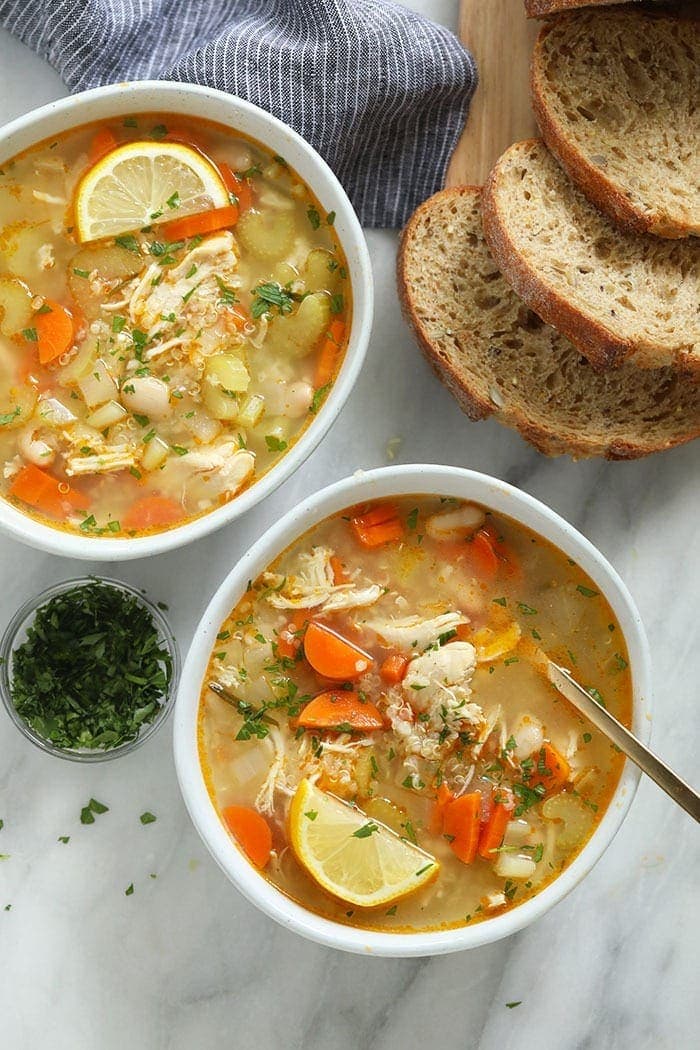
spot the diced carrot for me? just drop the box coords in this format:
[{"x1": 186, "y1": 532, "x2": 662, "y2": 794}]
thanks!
[
  {"x1": 217, "y1": 162, "x2": 253, "y2": 212},
  {"x1": 303, "y1": 621, "x2": 373, "y2": 680},
  {"x1": 297, "y1": 690, "x2": 384, "y2": 732},
  {"x1": 477, "y1": 798, "x2": 515, "y2": 860},
  {"x1": 160, "y1": 204, "x2": 240, "y2": 242},
  {"x1": 122, "y1": 495, "x2": 184, "y2": 531},
  {"x1": 455, "y1": 623, "x2": 472, "y2": 641},
  {"x1": 9, "y1": 464, "x2": 88, "y2": 519},
  {"x1": 228, "y1": 306, "x2": 250, "y2": 332},
  {"x1": 430, "y1": 783, "x2": 455, "y2": 835},
  {"x1": 314, "y1": 319, "x2": 345, "y2": 388},
  {"x1": 330, "y1": 554, "x2": 349, "y2": 585},
  {"x1": 222, "y1": 806, "x2": 272, "y2": 868},
  {"x1": 350, "y1": 503, "x2": 404, "y2": 549},
  {"x1": 35, "y1": 301, "x2": 75, "y2": 365},
  {"x1": 527, "y1": 743, "x2": 570, "y2": 793},
  {"x1": 88, "y1": 127, "x2": 118, "y2": 164},
  {"x1": 276, "y1": 626, "x2": 299, "y2": 661},
  {"x1": 380, "y1": 654, "x2": 410, "y2": 685},
  {"x1": 481, "y1": 522, "x2": 522, "y2": 580},
  {"x1": 442, "y1": 792, "x2": 482, "y2": 864},
  {"x1": 469, "y1": 529, "x2": 499, "y2": 579}
]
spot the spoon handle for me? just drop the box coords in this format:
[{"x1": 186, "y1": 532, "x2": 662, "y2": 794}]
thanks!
[{"x1": 547, "y1": 663, "x2": 700, "y2": 824}]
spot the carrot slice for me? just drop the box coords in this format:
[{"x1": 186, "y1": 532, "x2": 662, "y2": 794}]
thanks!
[
  {"x1": 380, "y1": 654, "x2": 410, "y2": 684},
  {"x1": 469, "y1": 529, "x2": 499, "y2": 579},
  {"x1": 217, "y1": 162, "x2": 253, "y2": 212},
  {"x1": 350, "y1": 503, "x2": 404, "y2": 548},
  {"x1": 303, "y1": 621, "x2": 373, "y2": 680},
  {"x1": 160, "y1": 204, "x2": 240, "y2": 242},
  {"x1": 122, "y1": 495, "x2": 184, "y2": 531},
  {"x1": 330, "y1": 554, "x2": 349, "y2": 585},
  {"x1": 35, "y1": 301, "x2": 75, "y2": 365},
  {"x1": 88, "y1": 127, "x2": 118, "y2": 164},
  {"x1": 429, "y1": 783, "x2": 455, "y2": 835},
  {"x1": 527, "y1": 743, "x2": 570, "y2": 793},
  {"x1": 222, "y1": 806, "x2": 272, "y2": 868},
  {"x1": 477, "y1": 798, "x2": 515, "y2": 860},
  {"x1": 314, "y1": 319, "x2": 345, "y2": 388},
  {"x1": 480, "y1": 522, "x2": 522, "y2": 580},
  {"x1": 297, "y1": 690, "x2": 384, "y2": 732},
  {"x1": 9, "y1": 464, "x2": 88, "y2": 518},
  {"x1": 442, "y1": 792, "x2": 482, "y2": 864}
]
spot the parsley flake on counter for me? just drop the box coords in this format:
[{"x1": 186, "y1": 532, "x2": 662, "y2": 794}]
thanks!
[
  {"x1": 125, "y1": 883, "x2": 134, "y2": 896},
  {"x1": 140, "y1": 812, "x2": 157, "y2": 825},
  {"x1": 10, "y1": 581, "x2": 172, "y2": 752}
]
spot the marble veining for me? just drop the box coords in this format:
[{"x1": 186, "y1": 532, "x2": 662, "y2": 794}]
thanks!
[{"x1": 0, "y1": 6, "x2": 698, "y2": 1048}]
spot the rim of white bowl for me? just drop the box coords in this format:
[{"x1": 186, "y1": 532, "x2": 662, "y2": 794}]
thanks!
[
  {"x1": 0, "y1": 81, "x2": 373, "y2": 560},
  {"x1": 174, "y1": 464, "x2": 652, "y2": 957}
]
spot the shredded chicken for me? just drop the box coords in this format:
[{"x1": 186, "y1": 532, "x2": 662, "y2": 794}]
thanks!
[
  {"x1": 403, "y1": 642, "x2": 481, "y2": 732},
  {"x1": 363, "y1": 610, "x2": 469, "y2": 651},
  {"x1": 263, "y1": 546, "x2": 383, "y2": 612},
  {"x1": 64, "y1": 447, "x2": 136, "y2": 476}
]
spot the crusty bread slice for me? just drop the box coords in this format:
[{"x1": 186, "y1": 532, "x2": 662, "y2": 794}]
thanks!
[
  {"x1": 397, "y1": 186, "x2": 700, "y2": 459},
  {"x1": 526, "y1": 1, "x2": 641, "y2": 15},
  {"x1": 481, "y1": 140, "x2": 700, "y2": 374},
  {"x1": 531, "y1": 9, "x2": 700, "y2": 237}
]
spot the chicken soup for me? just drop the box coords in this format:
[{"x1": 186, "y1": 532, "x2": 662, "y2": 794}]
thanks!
[
  {"x1": 199, "y1": 497, "x2": 632, "y2": 932},
  {"x1": 0, "y1": 114, "x2": 350, "y2": 535}
]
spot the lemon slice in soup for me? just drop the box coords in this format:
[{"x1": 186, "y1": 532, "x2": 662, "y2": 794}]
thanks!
[
  {"x1": 74, "y1": 141, "x2": 229, "y2": 242},
  {"x1": 289, "y1": 779, "x2": 439, "y2": 908}
]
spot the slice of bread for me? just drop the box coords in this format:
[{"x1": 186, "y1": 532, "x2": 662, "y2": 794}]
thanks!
[
  {"x1": 397, "y1": 186, "x2": 700, "y2": 459},
  {"x1": 481, "y1": 140, "x2": 700, "y2": 373},
  {"x1": 526, "y1": 1, "x2": 641, "y2": 15},
  {"x1": 531, "y1": 9, "x2": 700, "y2": 237}
]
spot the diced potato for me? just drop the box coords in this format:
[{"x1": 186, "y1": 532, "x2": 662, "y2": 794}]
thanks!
[
  {"x1": 265, "y1": 292, "x2": 330, "y2": 358},
  {"x1": 86, "y1": 399, "x2": 128, "y2": 430},
  {"x1": 304, "y1": 248, "x2": 339, "y2": 292},
  {"x1": 68, "y1": 244, "x2": 142, "y2": 319},
  {"x1": 202, "y1": 379, "x2": 240, "y2": 421},
  {"x1": 183, "y1": 406, "x2": 222, "y2": 444},
  {"x1": 37, "y1": 395, "x2": 77, "y2": 427},
  {"x1": 0, "y1": 385, "x2": 37, "y2": 429},
  {"x1": 493, "y1": 853, "x2": 537, "y2": 880},
  {"x1": 0, "y1": 276, "x2": 34, "y2": 337},
  {"x1": 235, "y1": 208, "x2": 294, "y2": 261},
  {"x1": 237, "y1": 393, "x2": 265, "y2": 428},
  {"x1": 141, "y1": 434, "x2": 169, "y2": 472},
  {"x1": 205, "y1": 353, "x2": 250, "y2": 393},
  {"x1": 77, "y1": 358, "x2": 118, "y2": 408}
]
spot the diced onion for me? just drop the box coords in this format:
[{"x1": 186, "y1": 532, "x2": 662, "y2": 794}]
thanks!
[
  {"x1": 493, "y1": 853, "x2": 537, "y2": 880},
  {"x1": 86, "y1": 399, "x2": 127, "y2": 430},
  {"x1": 237, "y1": 394, "x2": 264, "y2": 428},
  {"x1": 38, "y1": 395, "x2": 77, "y2": 427}
]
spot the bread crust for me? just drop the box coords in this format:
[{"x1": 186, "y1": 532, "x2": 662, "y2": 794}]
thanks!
[
  {"x1": 396, "y1": 186, "x2": 700, "y2": 459},
  {"x1": 526, "y1": 0, "x2": 632, "y2": 15},
  {"x1": 531, "y1": 12, "x2": 700, "y2": 238},
  {"x1": 481, "y1": 139, "x2": 699, "y2": 375}
]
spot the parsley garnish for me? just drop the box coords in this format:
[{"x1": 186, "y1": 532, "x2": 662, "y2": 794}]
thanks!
[
  {"x1": 352, "y1": 822, "x2": 379, "y2": 839},
  {"x1": 577, "y1": 584, "x2": 599, "y2": 598},
  {"x1": 265, "y1": 435, "x2": 288, "y2": 452},
  {"x1": 115, "y1": 233, "x2": 140, "y2": 253},
  {"x1": 140, "y1": 812, "x2": 157, "y2": 824},
  {"x1": 309, "y1": 383, "x2": 331, "y2": 414},
  {"x1": 307, "y1": 205, "x2": 321, "y2": 229},
  {"x1": 251, "y1": 281, "x2": 295, "y2": 319}
]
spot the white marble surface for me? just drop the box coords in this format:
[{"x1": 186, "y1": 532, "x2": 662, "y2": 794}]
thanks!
[{"x1": 0, "y1": 7, "x2": 698, "y2": 1049}]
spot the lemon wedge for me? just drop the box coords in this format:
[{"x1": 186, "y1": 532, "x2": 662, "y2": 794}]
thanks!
[
  {"x1": 289, "y1": 779, "x2": 439, "y2": 908},
  {"x1": 74, "y1": 141, "x2": 229, "y2": 243}
]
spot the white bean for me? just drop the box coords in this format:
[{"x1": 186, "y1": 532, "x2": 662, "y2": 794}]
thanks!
[
  {"x1": 121, "y1": 376, "x2": 171, "y2": 420},
  {"x1": 18, "y1": 427, "x2": 55, "y2": 467}
]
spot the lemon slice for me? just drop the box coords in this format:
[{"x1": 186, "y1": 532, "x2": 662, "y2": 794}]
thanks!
[
  {"x1": 75, "y1": 141, "x2": 229, "y2": 242},
  {"x1": 289, "y1": 779, "x2": 439, "y2": 908}
]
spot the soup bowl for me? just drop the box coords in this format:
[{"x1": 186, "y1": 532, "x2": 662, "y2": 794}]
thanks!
[
  {"x1": 0, "y1": 81, "x2": 372, "y2": 559},
  {"x1": 174, "y1": 464, "x2": 652, "y2": 956}
]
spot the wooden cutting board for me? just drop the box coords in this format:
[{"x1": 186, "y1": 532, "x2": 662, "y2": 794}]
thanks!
[{"x1": 445, "y1": 0, "x2": 539, "y2": 186}]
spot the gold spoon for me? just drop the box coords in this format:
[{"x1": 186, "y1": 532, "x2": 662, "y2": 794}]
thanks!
[{"x1": 547, "y1": 662, "x2": 700, "y2": 824}]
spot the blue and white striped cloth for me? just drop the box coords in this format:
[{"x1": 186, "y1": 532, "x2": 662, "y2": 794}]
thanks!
[{"x1": 0, "y1": 0, "x2": 477, "y2": 228}]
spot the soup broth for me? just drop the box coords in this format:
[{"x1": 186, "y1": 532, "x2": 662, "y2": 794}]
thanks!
[
  {"x1": 199, "y1": 497, "x2": 632, "y2": 933},
  {"x1": 0, "y1": 114, "x2": 350, "y2": 536}
]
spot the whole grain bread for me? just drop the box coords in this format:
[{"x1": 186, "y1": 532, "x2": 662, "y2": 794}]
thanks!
[
  {"x1": 397, "y1": 186, "x2": 700, "y2": 459},
  {"x1": 531, "y1": 8, "x2": 700, "y2": 237},
  {"x1": 526, "y1": 1, "x2": 641, "y2": 15},
  {"x1": 481, "y1": 140, "x2": 700, "y2": 374}
]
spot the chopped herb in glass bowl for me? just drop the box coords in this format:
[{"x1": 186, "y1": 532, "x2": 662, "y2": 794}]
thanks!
[{"x1": 0, "y1": 577, "x2": 179, "y2": 761}]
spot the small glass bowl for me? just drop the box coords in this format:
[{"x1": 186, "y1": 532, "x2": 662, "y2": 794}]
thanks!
[{"x1": 0, "y1": 576, "x2": 180, "y2": 762}]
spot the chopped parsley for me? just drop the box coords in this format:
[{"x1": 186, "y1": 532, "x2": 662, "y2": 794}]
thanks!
[
  {"x1": 251, "y1": 281, "x2": 295, "y2": 319},
  {"x1": 265, "y1": 435, "x2": 288, "y2": 452},
  {"x1": 352, "y1": 822, "x2": 380, "y2": 839},
  {"x1": 576, "y1": 584, "x2": 599, "y2": 598},
  {"x1": 9, "y1": 581, "x2": 172, "y2": 751},
  {"x1": 309, "y1": 383, "x2": 331, "y2": 414},
  {"x1": 115, "y1": 233, "x2": 140, "y2": 253},
  {"x1": 140, "y1": 812, "x2": 157, "y2": 825},
  {"x1": 306, "y1": 205, "x2": 321, "y2": 229}
]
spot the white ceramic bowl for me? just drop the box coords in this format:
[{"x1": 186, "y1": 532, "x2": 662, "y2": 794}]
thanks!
[
  {"x1": 0, "y1": 81, "x2": 373, "y2": 559},
  {"x1": 174, "y1": 464, "x2": 652, "y2": 957}
]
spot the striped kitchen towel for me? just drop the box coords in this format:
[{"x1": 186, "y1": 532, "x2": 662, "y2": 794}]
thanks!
[{"x1": 0, "y1": 0, "x2": 477, "y2": 228}]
